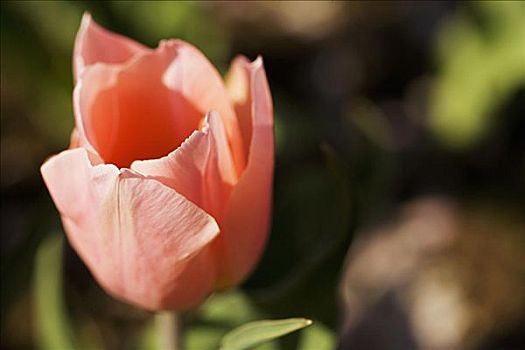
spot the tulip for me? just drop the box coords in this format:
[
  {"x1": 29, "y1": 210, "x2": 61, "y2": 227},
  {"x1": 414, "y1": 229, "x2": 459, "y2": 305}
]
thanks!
[{"x1": 41, "y1": 13, "x2": 274, "y2": 311}]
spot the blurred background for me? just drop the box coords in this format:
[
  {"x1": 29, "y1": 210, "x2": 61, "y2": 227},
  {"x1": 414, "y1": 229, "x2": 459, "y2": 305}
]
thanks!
[{"x1": 1, "y1": 1, "x2": 524, "y2": 349}]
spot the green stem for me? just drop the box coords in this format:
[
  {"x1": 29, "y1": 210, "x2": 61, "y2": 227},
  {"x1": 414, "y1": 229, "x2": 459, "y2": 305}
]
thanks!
[{"x1": 156, "y1": 311, "x2": 182, "y2": 350}]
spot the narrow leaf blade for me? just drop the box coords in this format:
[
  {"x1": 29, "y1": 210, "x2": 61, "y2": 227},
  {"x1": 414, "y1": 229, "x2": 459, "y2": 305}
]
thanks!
[{"x1": 220, "y1": 318, "x2": 312, "y2": 350}]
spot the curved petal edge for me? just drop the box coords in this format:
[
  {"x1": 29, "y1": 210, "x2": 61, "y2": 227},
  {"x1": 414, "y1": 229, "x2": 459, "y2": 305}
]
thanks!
[
  {"x1": 74, "y1": 12, "x2": 147, "y2": 81},
  {"x1": 41, "y1": 148, "x2": 220, "y2": 310},
  {"x1": 218, "y1": 57, "x2": 274, "y2": 287}
]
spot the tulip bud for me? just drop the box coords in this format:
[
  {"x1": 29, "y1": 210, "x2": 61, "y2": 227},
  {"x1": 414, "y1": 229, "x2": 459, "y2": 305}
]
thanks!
[{"x1": 41, "y1": 13, "x2": 274, "y2": 311}]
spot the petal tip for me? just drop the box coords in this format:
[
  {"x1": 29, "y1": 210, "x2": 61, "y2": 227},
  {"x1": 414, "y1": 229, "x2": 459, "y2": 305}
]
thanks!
[
  {"x1": 74, "y1": 12, "x2": 148, "y2": 81},
  {"x1": 253, "y1": 55, "x2": 264, "y2": 67},
  {"x1": 76, "y1": 12, "x2": 99, "y2": 47},
  {"x1": 80, "y1": 11, "x2": 93, "y2": 26}
]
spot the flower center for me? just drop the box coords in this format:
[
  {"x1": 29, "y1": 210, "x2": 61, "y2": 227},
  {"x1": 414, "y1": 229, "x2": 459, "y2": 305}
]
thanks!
[{"x1": 88, "y1": 74, "x2": 203, "y2": 169}]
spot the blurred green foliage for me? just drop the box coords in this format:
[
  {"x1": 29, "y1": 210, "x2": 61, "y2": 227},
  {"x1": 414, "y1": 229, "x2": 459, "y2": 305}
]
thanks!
[
  {"x1": 431, "y1": 1, "x2": 525, "y2": 149},
  {"x1": 34, "y1": 234, "x2": 76, "y2": 350}
]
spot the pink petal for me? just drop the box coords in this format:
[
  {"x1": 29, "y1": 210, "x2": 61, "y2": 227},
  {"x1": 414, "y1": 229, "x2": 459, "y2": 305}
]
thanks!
[
  {"x1": 218, "y1": 57, "x2": 274, "y2": 287},
  {"x1": 74, "y1": 38, "x2": 246, "y2": 170},
  {"x1": 69, "y1": 128, "x2": 80, "y2": 149},
  {"x1": 131, "y1": 111, "x2": 236, "y2": 222},
  {"x1": 74, "y1": 12, "x2": 147, "y2": 81},
  {"x1": 74, "y1": 43, "x2": 204, "y2": 168},
  {"x1": 41, "y1": 148, "x2": 220, "y2": 310},
  {"x1": 72, "y1": 64, "x2": 118, "y2": 156},
  {"x1": 162, "y1": 41, "x2": 246, "y2": 175},
  {"x1": 225, "y1": 56, "x2": 253, "y2": 161}
]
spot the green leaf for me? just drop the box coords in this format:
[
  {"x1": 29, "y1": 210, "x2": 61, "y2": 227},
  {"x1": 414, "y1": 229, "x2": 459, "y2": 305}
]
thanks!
[
  {"x1": 219, "y1": 318, "x2": 312, "y2": 350},
  {"x1": 34, "y1": 234, "x2": 75, "y2": 350}
]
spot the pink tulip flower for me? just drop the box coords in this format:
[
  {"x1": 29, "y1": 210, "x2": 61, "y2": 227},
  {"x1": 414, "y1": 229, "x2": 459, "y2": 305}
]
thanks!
[{"x1": 41, "y1": 13, "x2": 274, "y2": 311}]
